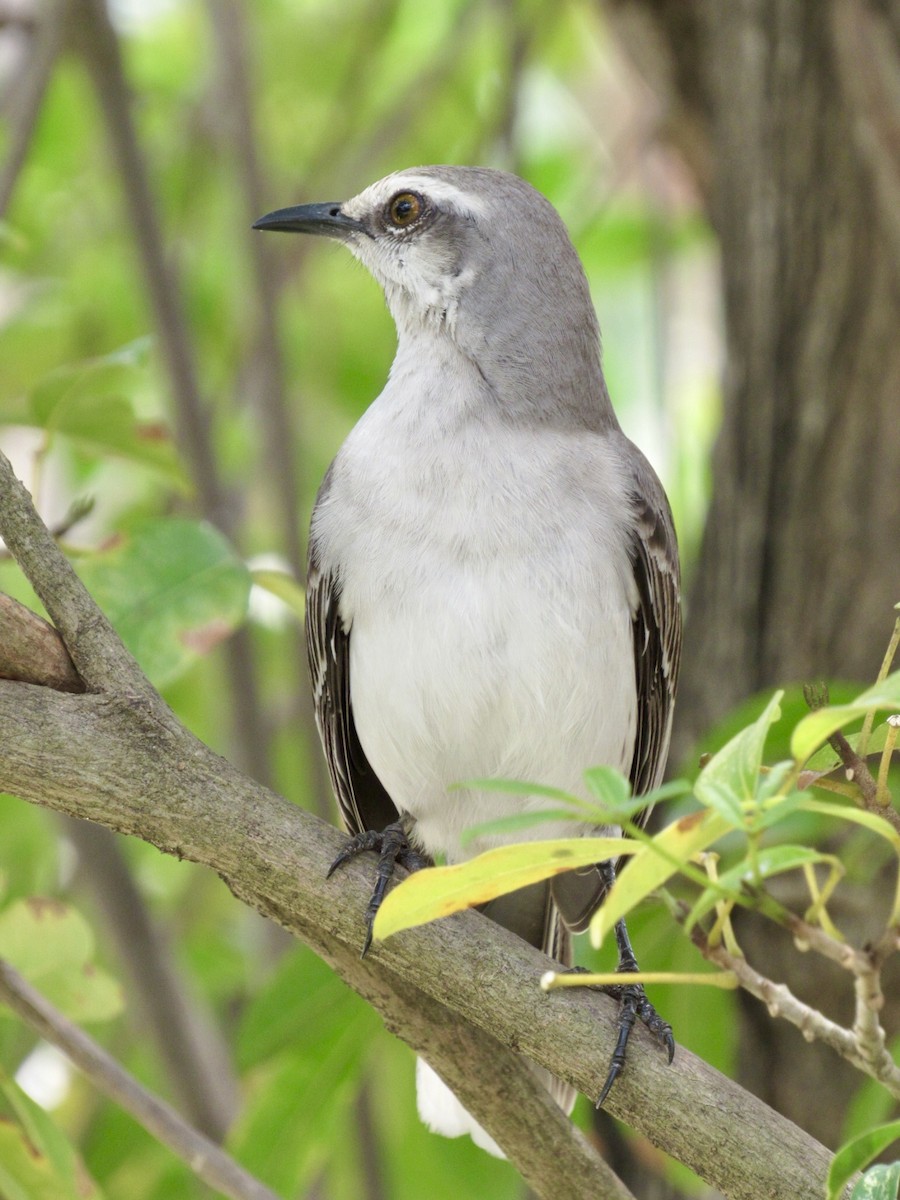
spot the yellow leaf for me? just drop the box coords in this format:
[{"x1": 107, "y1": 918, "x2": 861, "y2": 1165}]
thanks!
[
  {"x1": 590, "y1": 809, "x2": 732, "y2": 948},
  {"x1": 372, "y1": 837, "x2": 638, "y2": 941}
]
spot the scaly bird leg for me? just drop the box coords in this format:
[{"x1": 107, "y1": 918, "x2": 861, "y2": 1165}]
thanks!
[{"x1": 594, "y1": 913, "x2": 675, "y2": 1107}]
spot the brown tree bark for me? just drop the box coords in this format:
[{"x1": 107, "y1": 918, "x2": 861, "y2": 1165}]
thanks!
[{"x1": 604, "y1": 0, "x2": 900, "y2": 1151}]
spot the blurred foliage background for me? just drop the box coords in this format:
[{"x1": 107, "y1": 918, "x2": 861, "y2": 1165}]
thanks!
[{"x1": 4, "y1": 0, "x2": 889, "y2": 1197}]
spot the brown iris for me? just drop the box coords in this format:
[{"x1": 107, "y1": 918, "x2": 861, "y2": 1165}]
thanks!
[{"x1": 387, "y1": 191, "x2": 423, "y2": 228}]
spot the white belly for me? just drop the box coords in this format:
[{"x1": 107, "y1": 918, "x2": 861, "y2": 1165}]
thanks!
[
  {"x1": 347, "y1": 544, "x2": 635, "y2": 860},
  {"x1": 316, "y1": 428, "x2": 636, "y2": 862}
]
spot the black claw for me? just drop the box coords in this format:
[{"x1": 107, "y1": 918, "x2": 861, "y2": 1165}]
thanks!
[
  {"x1": 634, "y1": 991, "x2": 675, "y2": 1061},
  {"x1": 596, "y1": 1062, "x2": 620, "y2": 1109},
  {"x1": 327, "y1": 819, "x2": 425, "y2": 955},
  {"x1": 360, "y1": 923, "x2": 374, "y2": 960},
  {"x1": 327, "y1": 829, "x2": 381, "y2": 878},
  {"x1": 664, "y1": 1030, "x2": 675, "y2": 1064},
  {"x1": 562, "y1": 905, "x2": 676, "y2": 1106},
  {"x1": 591, "y1": 978, "x2": 674, "y2": 1107}
]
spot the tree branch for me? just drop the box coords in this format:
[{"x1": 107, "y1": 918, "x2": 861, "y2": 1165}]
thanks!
[
  {"x1": 0, "y1": 447, "x2": 840, "y2": 1199},
  {"x1": 204, "y1": 0, "x2": 329, "y2": 814},
  {"x1": 0, "y1": 454, "x2": 159, "y2": 700},
  {"x1": 70, "y1": 0, "x2": 276, "y2": 789},
  {"x1": 0, "y1": 593, "x2": 83, "y2": 692},
  {"x1": 0, "y1": 0, "x2": 66, "y2": 219},
  {"x1": 0, "y1": 959, "x2": 280, "y2": 1200},
  {"x1": 694, "y1": 930, "x2": 900, "y2": 1098}
]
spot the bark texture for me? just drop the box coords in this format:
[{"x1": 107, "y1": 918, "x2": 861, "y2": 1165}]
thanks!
[{"x1": 605, "y1": 0, "x2": 900, "y2": 1150}]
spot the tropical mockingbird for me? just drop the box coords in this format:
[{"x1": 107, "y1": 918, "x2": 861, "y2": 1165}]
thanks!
[{"x1": 254, "y1": 167, "x2": 681, "y2": 1156}]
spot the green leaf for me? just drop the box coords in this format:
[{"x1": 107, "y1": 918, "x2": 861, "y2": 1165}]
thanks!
[
  {"x1": 453, "y1": 778, "x2": 586, "y2": 806},
  {"x1": 581, "y1": 766, "x2": 638, "y2": 815},
  {"x1": 372, "y1": 837, "x2": 638, "y2": 942},
  {"x1": 0, "y1": 1070, "x2": 102, "y2": 1200},
  {"x1": 231, "y1": 952, "x2": 379, "y2": 1196},
  {"x1": 828, "y1": 1119, "x2": 900, "y2": 1200},
  {"x1": 850, "y1": 1164, "x2": 900, "y2": 1199},
  {"x1": 721, "y1": 843, "x2": 840, "y2": 889},
  {"x1": 804, "y1": 723, "x2": 892, "y2": 774},
  {"x1": 578, "y1": 772, "x2": 691, "y2": 825},
  {"x1": 795, "y1": 798, "x2": 900, "y2": 925},
  {"x1": 791, "y1": 671, "x2": 900, "y2": 764},
  {"x1": 590, "y1": 809, "x2": 731, "y2": 948},
  {"x1": 794, "y1": 799, "x2": 900, "y2": 851},
  {"x1": 75, "y1": 518, "x2": 251, "y2": 688},
  {"x1": 23, "y1": 339, "x2": 188, "y2": 487},
  {"x1": 237, "y1": 946, "x2": 376, "y2": 1071},
  {"x1": 0, "y1": 898, "x2": 123, "y2": 1023},
  {"x1": 459, "y1": 808, "x2": 584, "y2": 847},
  {"x1": 750, "y1": 786, "x2": 810, "y2": 833},
  {"x1": 684, "y1": 845, "x2": 840, "y2": 931},
  {"x1": 694, "y1": 691, "x2": 784, "y2": 822}
]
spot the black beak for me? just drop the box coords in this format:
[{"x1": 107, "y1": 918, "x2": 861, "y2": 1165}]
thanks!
[{"x1": 252, "y1": 202, "x2": 365, "y2": 238}]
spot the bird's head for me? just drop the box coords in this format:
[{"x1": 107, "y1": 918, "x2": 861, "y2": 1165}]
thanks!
[{"x1": 255, "y1": 166, "x2": 609, "y2": 428}]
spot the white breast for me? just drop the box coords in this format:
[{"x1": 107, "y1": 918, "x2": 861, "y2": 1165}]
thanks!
[{"x1": 312, "y1": 355, "x2": 638, "y2": 862}]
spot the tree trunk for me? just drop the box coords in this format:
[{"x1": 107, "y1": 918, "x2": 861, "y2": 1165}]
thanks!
[{"x1": 605, "y1": 0, "x2": 900, "y2": 1150}]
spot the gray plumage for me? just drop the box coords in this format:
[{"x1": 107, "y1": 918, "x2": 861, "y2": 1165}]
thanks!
[{"x1": 255, "y1": 166, "x2": 681, "y2": 1155}]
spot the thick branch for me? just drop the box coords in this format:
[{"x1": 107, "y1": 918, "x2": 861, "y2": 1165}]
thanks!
[{"x1": 0, "y1": 677, "x2": 837, "y2": 1200}]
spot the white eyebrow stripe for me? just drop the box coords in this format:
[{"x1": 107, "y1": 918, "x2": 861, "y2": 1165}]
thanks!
[
  {"x1": 343, "y1": 175, "x2": 488, "y2": 220},
  {"x1": 391, "y1": 177, "x2": 488, "y2": 216}
]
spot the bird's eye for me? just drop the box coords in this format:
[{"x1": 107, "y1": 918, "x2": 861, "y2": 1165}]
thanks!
[{"x1": 387, "y1": 191, "x2": 423, "y2": 228}]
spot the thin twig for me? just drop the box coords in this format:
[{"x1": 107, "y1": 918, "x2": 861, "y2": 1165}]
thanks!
[
  {"x1": 692, "y1": 928, "x2": 900, "y2": 1097},
  {"x1": 0, "y1": 0, "x2": 66, "y2": 219},
  {"x1": 205, "y1": 0, "x2": 330, "y2": 815},
  {"x1": 853, "y1": 957, "x2": 889, "y2": 1079},
  {"x1": 804, "y1": 681, "x2": 900, "y2": 831},
  {"x1": 783, "y1": 912, "x2": 871, "y2": 973},
  {"x1": 0, "y1": 960, "x2": 282, "y2": 1200},
  {"x1": 66, "y1": 819, "x2": 241, "y2": 1141},
  {"x1": 70, "y1": 0, "x2": 276, "y2": 789},
  {"x1": 828, "y1": 728, "x2": 880, "y2": 805}
]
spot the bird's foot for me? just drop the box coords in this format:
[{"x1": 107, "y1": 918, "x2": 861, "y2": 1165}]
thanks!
[
  {"x1": 327, "y1": 819, "x2": 429, "y2": 957},
  {"x1": 566, "y1": 965, "x2": 674, "y2": 1107},
  {"x1": 595, "y1": 975, "x2": 674, "y2": 1107}
]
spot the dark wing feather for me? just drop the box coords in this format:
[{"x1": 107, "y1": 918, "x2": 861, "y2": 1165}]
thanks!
[
  {"x1": 306, "y1": 535, "x2": 398, "y2": 838},
  {"x1": 626, "y1": 469, "x2": 682, "y2": 801},
  {"x1": 552, "y1": 445, "x2": 682, "y2": 933}
]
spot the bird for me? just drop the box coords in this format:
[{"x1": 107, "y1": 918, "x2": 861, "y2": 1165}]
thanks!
[{"x1": 254, "y1": 166, "x2": 681, "y2": 1157}]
